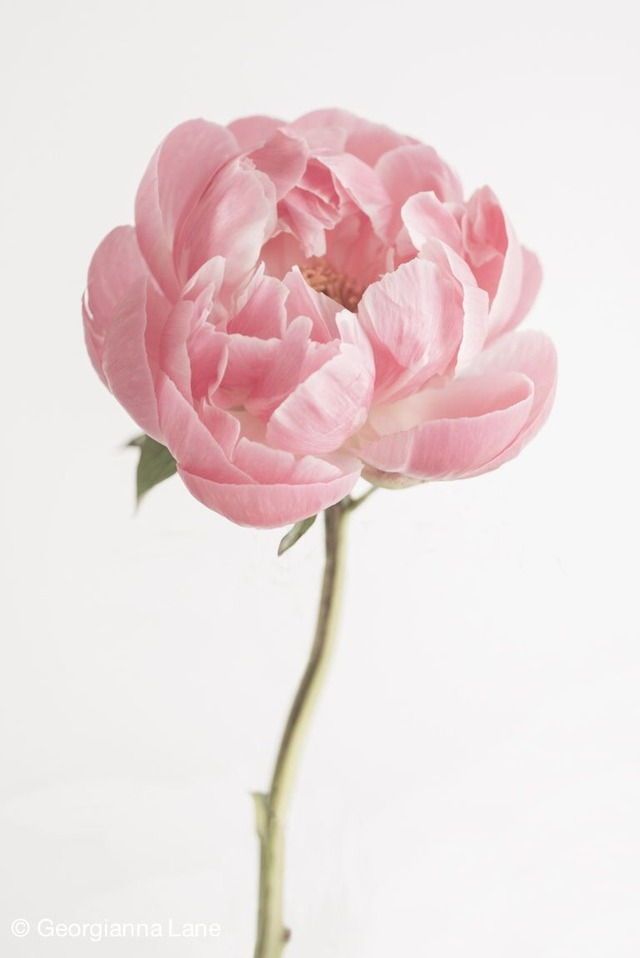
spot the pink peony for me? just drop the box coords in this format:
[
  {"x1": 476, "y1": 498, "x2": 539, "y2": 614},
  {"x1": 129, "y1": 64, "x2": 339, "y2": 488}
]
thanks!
[{"x1": 83, "y1": 109, "x2": 556, "y2": 527}]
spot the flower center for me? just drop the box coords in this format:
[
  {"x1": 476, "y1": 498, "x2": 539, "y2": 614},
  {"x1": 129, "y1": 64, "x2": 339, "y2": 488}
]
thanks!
[{"x1": 300, "y1": 258, "x2": 363, "y2": 312}]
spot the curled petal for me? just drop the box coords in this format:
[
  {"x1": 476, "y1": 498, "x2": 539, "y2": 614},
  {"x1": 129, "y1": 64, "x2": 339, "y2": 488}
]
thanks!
[
  {"x1": 249, "y1": 129, "x2": 309, "y2": 200},
  {"x1": 179, "y1": 465, "x2": 360, "y2": 528},
  {"x1": 101, "y1": 278, "x2": 170, "y2": 440},
  {"x1": 358, "y1": 258, "x2": 463, "y2": 399},
  {"x1": 175, "y1": 158, "x2": 276, "y2": 291},
  {"x1": 227, "y1": 114, "x2": 284, "y2": 150},
  {"x1": 266, "y1": 343, "x2": 374, "y2": 455},
  {"x1": 461, "y1": 329, "x2": 557, "y2": 473},
  {"x1": 135, "y1": 120, "x2": 238, "y2": 299},
  {"x1": 376, "y1": 144, "x2": 464, "y2": 242},
  {"x1": 293, "y1": 108, "x2": 415, "y2": 165},
  {"x1": 360, "y1": 371, "x2": 534, "y2": 479},
  {"x1": 83, "y1": 226, "x2": 150, "y2": 381},
  {"x1": 402, "y1": 192, "x2": 463, "y2": 254},
  {"x1": 462, "y1": 187, "x2": 541, "y2": 339}
]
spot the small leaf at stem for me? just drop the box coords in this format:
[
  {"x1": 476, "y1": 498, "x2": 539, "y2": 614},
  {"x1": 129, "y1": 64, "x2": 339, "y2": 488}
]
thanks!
[
  {"x1": 277, "y1": 515, "x2": 317, "y2": 556},
  {"x1": 128, "y1": 435, "x2": 177, "y2": 505}
]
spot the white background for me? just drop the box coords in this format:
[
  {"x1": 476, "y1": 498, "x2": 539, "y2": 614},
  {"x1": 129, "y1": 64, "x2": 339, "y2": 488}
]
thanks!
[{"x1": 1, "y1": 0, "x2": 639, "y2": 954}]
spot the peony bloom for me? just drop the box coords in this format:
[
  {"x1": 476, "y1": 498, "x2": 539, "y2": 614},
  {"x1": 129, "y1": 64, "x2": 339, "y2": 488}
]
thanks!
[{"x1": 83, "y1": 109, "x2": 556, "y2": 527}]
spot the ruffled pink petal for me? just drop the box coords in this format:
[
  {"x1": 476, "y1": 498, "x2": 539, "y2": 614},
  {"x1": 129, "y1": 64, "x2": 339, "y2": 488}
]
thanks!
[
  {"x1": 220, "y1": 316, "x2": 313, "y2": 418},
  {"x1": 156, "y1": 375, "x2": 247, "y2": 482},
  {"x1": 83, "y1": 226, "x2": 150, "y2": 381},
  {"x1": 227, "y1": 269, "x2": 288, "y2": 339},
  {"x1": 419, "y1": 240, "x2": 489, "y2": 370},
  {"x1": 283, "y1": 267, "x2": 341, "y2": 342},
  {"x1": 503, "y1": 247, "x2": 543, "y2": 334},
  {"x1": 376, "y1": 144, "x2": 464, "y2": 243},
  {"x1": 135, "y1": 120, "x2": 238, "y2": 300},
  {"x1": 357, "y1": 258, "x2": 463, "y2": 399},
  {"x1": 293, "y1": 109, "x2": 415, "y2": 165},
  {"x1": 175, "y1": 158, "x2": 276, "y2": 291},
  {"x1": 461, "y1": 329, "x2": 557, "y2": 473},
  {"x1": 249, "y1": 129, "x2": 309, "y2": 200},
  {"x1": 402, "y1": 192, "x2": 463, "y2": 254},
  {"x1": 360, "y1": 371, "x2": 534, "y2": 480},
  {"x1": 227, "y1": 115, "x2": 284, "y2": 151},
  {"x1": 100, "y1": 278, "x2": 170, "y2": 440},
  {"x1": 266, "y1": 342, "x2": 374, "y2": 455},
  {"x1": 178, "y1": 465, "x2": 360, "y2": 528},
  {"x1": 318, "y1": 153, "x2": 391, "y2": 238},
  {"x1": 462, "y1": 187, "x2": 541, "y2": 341}
]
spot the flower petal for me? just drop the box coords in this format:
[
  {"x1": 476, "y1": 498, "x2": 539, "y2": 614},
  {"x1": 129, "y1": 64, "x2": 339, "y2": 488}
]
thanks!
[
  {"x1": 249, "y1": 129, "x2": 309, "y2": 200},
  {"x1": 178, "y1": 465, "x2": 360, "y2": 528},
  {"x1": 360, "y1": 371, "x2": 534, "y2": 479},
  {"x1": 175, "y1": 158, "x2": 276, "y2": 291},
  {"x1": 135, "y1": 120, "x2": 238, "y2": 299},
  {"x1": 83, "y1": 226, "x2": 150, "y2": 383},
  {"x1": 100, "y1": 278, "x2": 170, "y2": 439},
  {"x1": 357, "y1": 258, "x2": 463, "y2": 399},
  {"x1": 266, "y1": 343, "x2": 374, "y2": 455},
  {"x1": 462, "y1": 329, "x2": 557, "y2": 473}
]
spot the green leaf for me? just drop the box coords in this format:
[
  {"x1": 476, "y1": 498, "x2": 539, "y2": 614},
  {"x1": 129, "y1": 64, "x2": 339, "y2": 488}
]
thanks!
[
  {"x1": 128, "y1": 435, "x2": 177, "y2": 504},
  {"x1": 277, "y1": 515, "x2": 317, "y2": 556}
]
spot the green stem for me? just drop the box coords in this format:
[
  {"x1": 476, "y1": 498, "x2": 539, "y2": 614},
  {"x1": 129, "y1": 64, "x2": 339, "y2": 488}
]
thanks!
[{"x1": 253, "y1": 500, "x2": 349, "y2": 958}]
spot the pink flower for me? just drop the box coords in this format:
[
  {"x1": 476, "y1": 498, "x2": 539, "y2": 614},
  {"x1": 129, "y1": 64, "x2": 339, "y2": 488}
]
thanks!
[{"x1": 84, "y1": 109, "x2": 556, "y2": 527}]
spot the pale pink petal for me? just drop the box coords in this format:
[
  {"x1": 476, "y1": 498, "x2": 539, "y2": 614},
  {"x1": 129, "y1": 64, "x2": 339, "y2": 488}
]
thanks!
[
  {"x1": 283, "y1": 267, "x2": 341, "y2": 341},
  {"x1": 156, "y1": 376, "x2": 248, "y2": 482},
  {"x1": 293, "y1": 109, "x2": 415, "y2": 165},
  {"x1": 135, "y1": 120, "x2": 238, "y2": 299},
  {"x1": 420, "y1": 239, "x2": 489, "y2": 370},
  {"x1": 360, "y1": 372, "x2": 534, "y2": 479},
  {"x1": 175, "y1": 158, "x2": 276, "y2": 290},
  {"x1": 83, "y1": 226, "x2": 150, "y2": 381},
  {"x1": 232, "y1": 438, "x2": 347, "y2": 483},
  {"x1": 101, "y1": 278, "x2": 170, "y2": 439},
  {"x1": 503, "y1": 248, "x2": 543, "y2": 333},
  {"x1": 178, "y1": 466, "x2": 360, "y2": 528},
  {"x1": 318, "y1": 152, "x2": 391, "y2": 237},
  {"x1": 266, "y1": 343, "x2": 374, "y2": 455},
  {"x1": 402, "y1": 192, "x2": 463, "y2": 253},
  {"x1": 462, "y1": 329, "x2": 557, "y2": 472},
  {"x1": 227, "y1": 115, "x2": 284, "y2": 151},
  {"x1": 220, "y1": 316, "x2": 313, "y2": 418},
  {"x1": 376, "y1": 144, "x2": 464, "y2": 244},
  {"x1": 249, "y1": 129, "x2": 309, "y2": 200},
  {"x1": 462, "y1": 187, "x2": 541, "y2": 340},
  {"x1": 357, "y1": 258, "x2": 463, "y2": 398},
  {"x1": 227, "y1": 270, "x2": 288, "y2": 339}
]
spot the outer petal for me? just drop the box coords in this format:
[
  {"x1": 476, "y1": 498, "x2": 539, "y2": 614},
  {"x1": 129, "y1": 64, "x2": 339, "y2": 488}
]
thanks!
[
  {"x1": 249, "y1": 129, "x2": 309, "y2": 200},
  {"x1": 462, "y1": 187, "x2": 541, "y2": 340},
  {"x1": 402, "y1": 192, "x2": 463, "y2": 254},
  {"x1": 376, "y1": 144, "x2": 464, "y2": 242},
  {"x1": 283, "y1": 267, "x2": 342, "y2": 342},
  {"x1": 360, "y1": 371, "x2": 534, "y2": 480},
  {"x1": 462, "y1": 329, "x2": 557, "y2": 473},
  {"x1": 135, "y1": 120, "x2": 238, "y2": 299},
  {"x1": 227, "y1": 115, "x2": 284, "y2": 151},
  {"x1": 100, "y1": 278, "x2": 170, "y2": 439},
  {"x1": 178, "y1": 465, "x2": 360, "y2": 528},
  {"x1": 175, "y1": 158, "x2": 276, "y2": 291},
  {"x1": 357, "y1": 258, "x2": 463, "y2": 399},
  {"x1": 293, "y1": 109, "x2": 415, "y2": 165},
  {"x1": 83, "y1": 226, "x2": 150, "y2": 382},
  {"x1": 266, "y1": 343, "x2": 374, "y2": 455},
  {"x1": 156, "y1": 375, "x2": 248, "y2": 482}
]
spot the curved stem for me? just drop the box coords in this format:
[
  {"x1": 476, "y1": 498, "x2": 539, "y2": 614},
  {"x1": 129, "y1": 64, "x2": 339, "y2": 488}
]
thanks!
[{"x1": 253, "y1": 501, "x2": 349, "y2": 958}]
